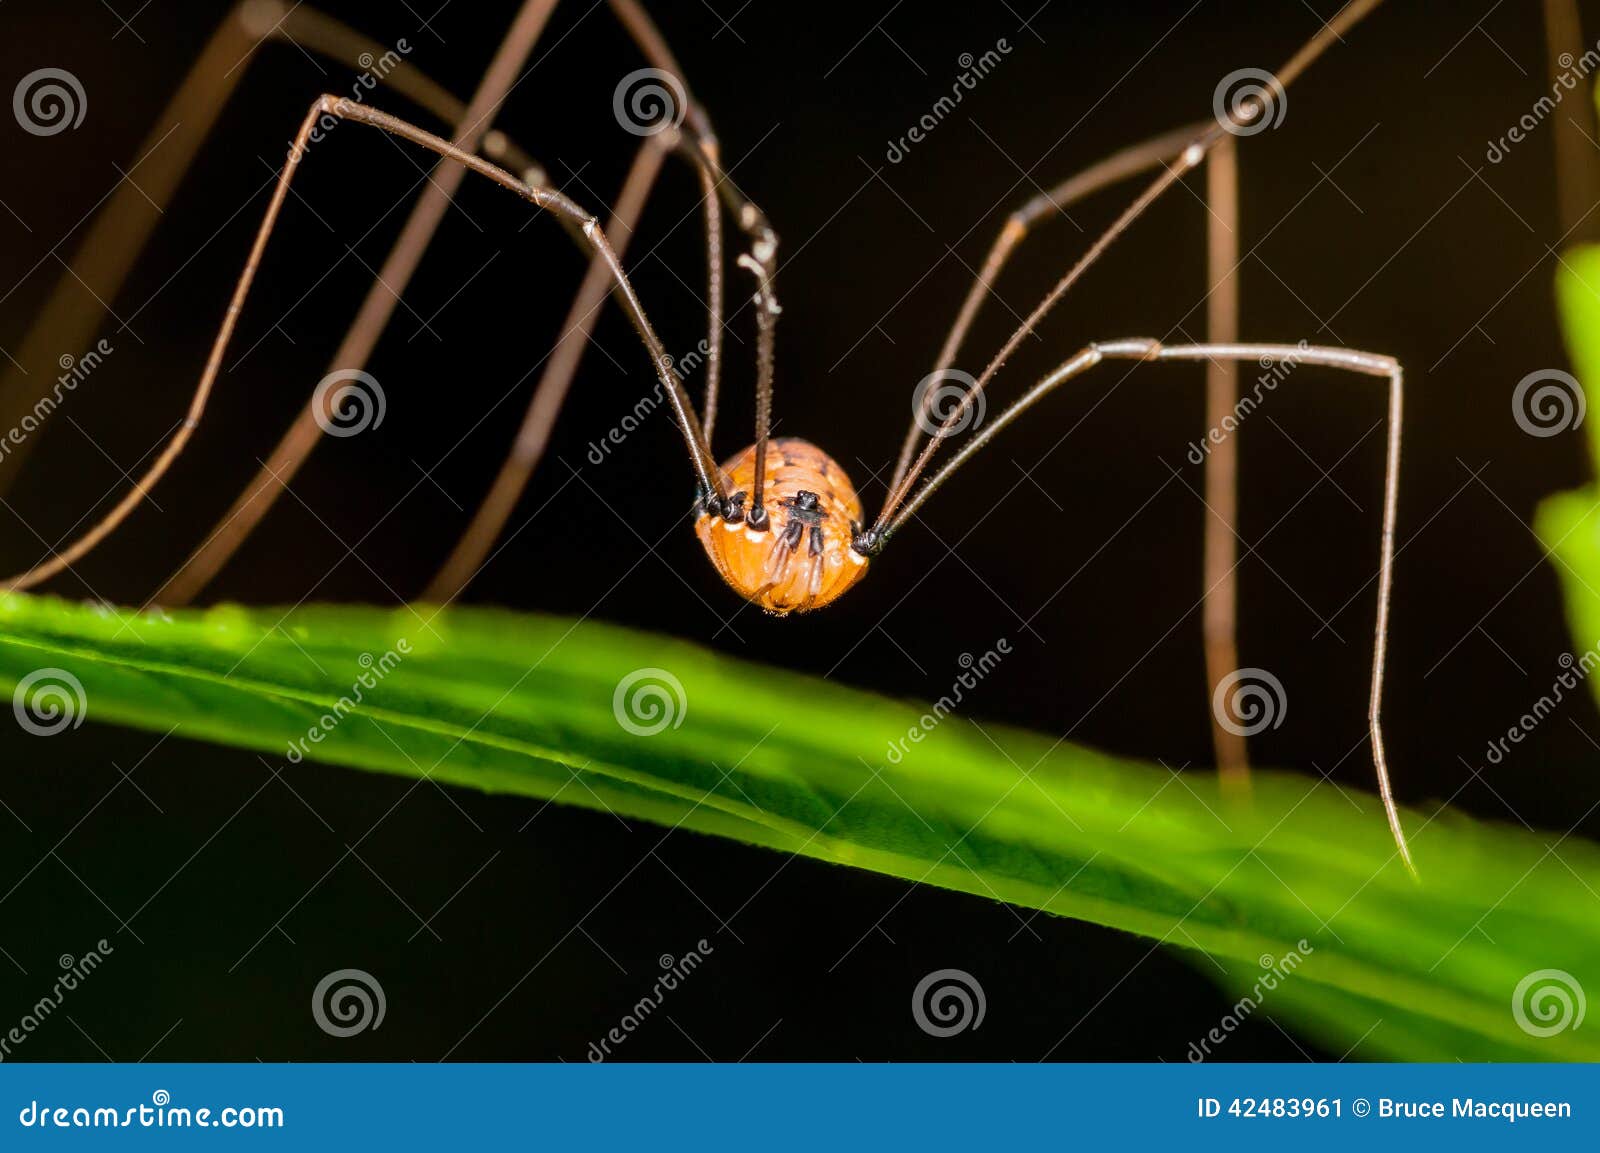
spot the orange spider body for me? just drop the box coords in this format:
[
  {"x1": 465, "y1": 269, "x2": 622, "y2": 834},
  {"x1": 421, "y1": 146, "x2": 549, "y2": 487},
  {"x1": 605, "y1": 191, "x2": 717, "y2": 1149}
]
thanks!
[{"x1": 695, "y1": 437, "x2": 869, "y2": 615}]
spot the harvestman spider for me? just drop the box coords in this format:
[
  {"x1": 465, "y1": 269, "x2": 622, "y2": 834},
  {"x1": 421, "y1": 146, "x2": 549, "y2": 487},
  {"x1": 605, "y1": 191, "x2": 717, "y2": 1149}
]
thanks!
[{"x1": 0, "y1": 0, "x2": 1419, "y2": 873}]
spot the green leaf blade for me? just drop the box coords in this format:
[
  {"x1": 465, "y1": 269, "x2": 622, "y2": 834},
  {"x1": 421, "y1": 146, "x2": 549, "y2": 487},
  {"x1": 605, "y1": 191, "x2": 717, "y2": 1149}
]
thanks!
[{"x1": 2, "y1": 592, "x2": 1596, "y2": 1061}]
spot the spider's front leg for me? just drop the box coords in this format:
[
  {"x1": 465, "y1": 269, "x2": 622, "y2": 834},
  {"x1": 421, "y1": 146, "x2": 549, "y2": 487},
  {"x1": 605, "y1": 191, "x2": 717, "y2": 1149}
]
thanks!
[
  {"x1": 0, "y1": 95, "x2": 722, "y2": 596},
  {"x1": 881, "y1": 0, "x2": 1391, "y2": 801},
  {"x1": 156, "y1": 0, "x2": 775, "y2": 608},
  {"x1": 159, "y1": 0, "x2": 564, "y2": 605},
  {"x1": 878, "y1": 337, "x2": 1415, "y2": 878}
]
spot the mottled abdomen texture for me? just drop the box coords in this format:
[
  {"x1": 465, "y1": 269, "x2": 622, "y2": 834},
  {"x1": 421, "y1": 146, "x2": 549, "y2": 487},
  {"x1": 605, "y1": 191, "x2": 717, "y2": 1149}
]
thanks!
[{"x1": 695, "y1": 437, "x2": 869, "y2": 615}]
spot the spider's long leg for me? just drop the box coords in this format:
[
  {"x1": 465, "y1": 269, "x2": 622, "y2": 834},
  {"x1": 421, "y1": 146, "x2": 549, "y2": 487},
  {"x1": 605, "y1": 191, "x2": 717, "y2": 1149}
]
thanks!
[
  {"x1": 877, "y1": 337, "x2": 1415, "y2": 879},
  {"x1": 423, "y1": 138, "x2": 740, "y2": 604},
  {"x1": 166, "y1": 0, "x2": 773, "y2": 603},
  {"x1": 158, "y1": 0, "x2": 561, "y2": 605},
  {"x1": 1204, "y1": 136, "x2": 1246, "y2": 789},
  {"x1": 0, "y1": 96, "x2": 721, "y2": 595},
  {"x1": 0, "y1": 0, "x2": 545, "y2": 496},
  {"x1": 693, "y1": 155, "x2": 726, "y2": 445},
  {"x1": 422, "y1": 137, "x2": 670, "y2": 603},
  {"x1": 873, "y1": 0, "x2": 1390, "y2": 535},
  {"x1": 877, "y1": 118, "x2": 1249, "y2": 782},
  {"x1": 887, "y1": 120, "x2": 1206, "y2": 495},
  {"x1": 606, "y1": 0, "x2": 779, "y2": 470},
  {"x1": 424, "y1": 0, "x2": 780, "y2": 601}
]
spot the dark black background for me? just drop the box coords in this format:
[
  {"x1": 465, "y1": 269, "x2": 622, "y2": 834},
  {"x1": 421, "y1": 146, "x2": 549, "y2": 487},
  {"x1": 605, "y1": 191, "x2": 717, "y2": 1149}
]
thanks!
[{"x1": 0, "y1": 0, "x2": 1596, "y2": 1061}]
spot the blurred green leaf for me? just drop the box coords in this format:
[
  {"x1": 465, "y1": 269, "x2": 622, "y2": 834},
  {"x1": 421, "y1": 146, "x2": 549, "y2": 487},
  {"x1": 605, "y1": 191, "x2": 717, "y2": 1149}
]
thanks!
[
  {"x1": 1555, "y1": 244, "x2": 1600, "y2": 464},
  {"x1": 1, "y1": 592, "x2": 1595, "y2": 1060},
  {"x1": 1544, "y1": 243, "x2": 1600, "y2": 671}
]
